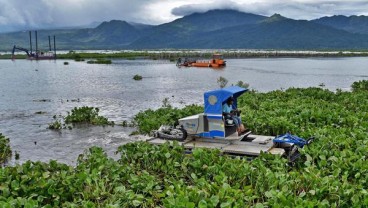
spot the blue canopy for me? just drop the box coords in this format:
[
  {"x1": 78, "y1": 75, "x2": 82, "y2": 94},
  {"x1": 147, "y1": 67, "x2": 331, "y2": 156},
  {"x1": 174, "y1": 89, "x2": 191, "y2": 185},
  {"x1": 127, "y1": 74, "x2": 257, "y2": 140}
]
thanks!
[{"x1": 204, "y1": 86, "x2": 248, "y2": 114}]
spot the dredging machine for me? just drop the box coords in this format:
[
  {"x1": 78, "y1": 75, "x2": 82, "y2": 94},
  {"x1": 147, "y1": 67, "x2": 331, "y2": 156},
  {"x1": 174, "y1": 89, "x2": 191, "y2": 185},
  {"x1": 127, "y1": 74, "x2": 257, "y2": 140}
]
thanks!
[{"x1": 11, "y1": 31, "x2": 56, "y2": 60}]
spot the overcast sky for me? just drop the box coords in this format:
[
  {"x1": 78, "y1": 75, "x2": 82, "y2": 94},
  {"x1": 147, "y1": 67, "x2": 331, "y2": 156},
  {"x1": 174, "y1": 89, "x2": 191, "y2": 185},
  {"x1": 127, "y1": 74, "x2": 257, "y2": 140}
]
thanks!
[{"x1": 1, "y1": 0, "x2": 368, "y2": 29}]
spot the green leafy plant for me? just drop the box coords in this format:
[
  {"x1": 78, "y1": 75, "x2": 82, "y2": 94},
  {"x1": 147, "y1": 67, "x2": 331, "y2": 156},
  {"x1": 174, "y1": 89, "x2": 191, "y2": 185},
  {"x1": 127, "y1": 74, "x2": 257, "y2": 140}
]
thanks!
[
  {"x1": 74, "y1": 58, "x2": 85, "y2": 62},
  {"x1": 87, "y1": 59, "x2": 112, "y2": 64},
  {"x1": 65, "y1": 106, "x2": 114, "y2": 125},
  {"x1": 119, "y1": 120, "x2": 135, "y2": 127},
  {"x1": 133, "y1": 74, "x2": 143, "y2": 81},
  {"x1": 1, "y1": 81, "x2": 368, "y2": 207},
  {"x1": 133, "y1": 105, "x2": 203, "y2": 134},
  {"x1": 48, "y1": 120, "x2": 63, "y2": 130},
  {"x1": 235, "y1": 80, "x2": 249, "y2": 88},
  {"x1": 0, "y1": 133, "x2": 11, "y2": 164},
  {"x1": 162, "y1": 97, "x2": 171, "y2": 108},
  {"x1": 217, "y1": 76, "x2": 228, "y2": 88},
  {"x1": 48, "y1": 106, "x2": 114, "y2": 130},
  {"x1": 351, "y1": 80, "x2": 368, "y2": 92}
]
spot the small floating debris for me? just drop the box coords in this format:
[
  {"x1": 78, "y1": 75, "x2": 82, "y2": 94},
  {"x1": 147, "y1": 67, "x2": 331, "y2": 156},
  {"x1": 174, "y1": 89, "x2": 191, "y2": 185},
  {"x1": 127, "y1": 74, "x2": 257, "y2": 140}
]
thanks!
[
  {"x1": 66, "y1": 98, "x2": 80, "y2": 102},
  {"x1": 33, "y1": 99, "x2": 51, "y2": 102}
]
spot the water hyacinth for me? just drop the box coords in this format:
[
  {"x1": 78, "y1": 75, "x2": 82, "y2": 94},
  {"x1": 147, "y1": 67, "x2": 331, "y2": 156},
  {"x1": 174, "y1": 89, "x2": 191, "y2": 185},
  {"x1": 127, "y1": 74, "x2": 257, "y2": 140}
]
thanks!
[
  {"x1": 0, "y1": 80, "x2": 367, "y2": 207},
  {"x1": 0, "y1": 133, "x2": 12, "y2": 164},
  {"x1": 48, "y1": 106, "x2": 114, "y2": 130}
]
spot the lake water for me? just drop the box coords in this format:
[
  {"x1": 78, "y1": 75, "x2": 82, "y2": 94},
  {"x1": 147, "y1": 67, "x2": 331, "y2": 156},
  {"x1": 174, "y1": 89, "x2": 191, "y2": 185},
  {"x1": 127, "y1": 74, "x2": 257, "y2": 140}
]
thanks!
[{"x1": 1, "y1": 57, "x2": 368, "y2": 165}]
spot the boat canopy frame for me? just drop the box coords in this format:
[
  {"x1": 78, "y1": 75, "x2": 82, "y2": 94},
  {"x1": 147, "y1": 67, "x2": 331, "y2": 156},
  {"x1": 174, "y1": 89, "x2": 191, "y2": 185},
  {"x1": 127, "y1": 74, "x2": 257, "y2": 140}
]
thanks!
[{"x1": 204, "y1": 86, "x2": 248, "y2": 115}]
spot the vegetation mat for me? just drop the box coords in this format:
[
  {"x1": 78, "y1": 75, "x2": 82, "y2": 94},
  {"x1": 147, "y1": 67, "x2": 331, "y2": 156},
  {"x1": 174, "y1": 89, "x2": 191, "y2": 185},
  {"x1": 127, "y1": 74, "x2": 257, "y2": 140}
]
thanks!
[{"x1": 1, "y1": 81, "x2": 368, "y2": 207}]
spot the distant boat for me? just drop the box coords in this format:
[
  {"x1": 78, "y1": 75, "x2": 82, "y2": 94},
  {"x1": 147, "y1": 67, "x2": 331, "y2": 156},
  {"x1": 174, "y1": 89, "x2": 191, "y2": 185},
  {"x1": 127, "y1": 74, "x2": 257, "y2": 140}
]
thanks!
[
  {"x1": 176, "y1": 54, "x2": 226, "y2": 68},
  {"x1": 11, "y1": 31, "x2": 56, "y2": 60},
  {"x1": 11, "y1": 45, "x2": 56, "y2": 60}
]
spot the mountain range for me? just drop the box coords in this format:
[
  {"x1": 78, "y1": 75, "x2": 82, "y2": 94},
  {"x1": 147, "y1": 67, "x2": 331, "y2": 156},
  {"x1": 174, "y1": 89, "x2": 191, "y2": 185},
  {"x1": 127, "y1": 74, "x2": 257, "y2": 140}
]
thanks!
[{"x1": 2, "y1": 9, "x2": 368, "y2": 51}]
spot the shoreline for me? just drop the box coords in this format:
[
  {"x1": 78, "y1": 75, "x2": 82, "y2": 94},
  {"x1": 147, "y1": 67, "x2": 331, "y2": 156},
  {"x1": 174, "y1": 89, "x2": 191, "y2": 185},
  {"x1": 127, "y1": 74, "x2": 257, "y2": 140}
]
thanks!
[{"x1": 2, "y1": 50, "x2": 368, "y2": 60}]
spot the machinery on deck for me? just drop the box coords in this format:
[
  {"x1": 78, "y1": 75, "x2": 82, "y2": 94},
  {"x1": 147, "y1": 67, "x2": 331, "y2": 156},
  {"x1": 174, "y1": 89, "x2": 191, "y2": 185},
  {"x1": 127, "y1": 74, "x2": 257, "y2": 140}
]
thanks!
[
  {"x1": 176, "y1": 54, "x2": 226, "y2": 68},
  {"x1": 11, "y1": 31, "x2": 56, "y2": 60},
  {"x1": 149, "y1": 86, "x2": 313, "y2": 161}
]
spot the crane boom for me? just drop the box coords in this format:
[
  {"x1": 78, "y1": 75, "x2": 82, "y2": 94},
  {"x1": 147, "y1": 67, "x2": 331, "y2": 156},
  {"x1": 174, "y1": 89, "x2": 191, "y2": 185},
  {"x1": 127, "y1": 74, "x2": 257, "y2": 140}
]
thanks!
[{"x1": 12, "y1": 45, "x2": 31, "y2": 58}]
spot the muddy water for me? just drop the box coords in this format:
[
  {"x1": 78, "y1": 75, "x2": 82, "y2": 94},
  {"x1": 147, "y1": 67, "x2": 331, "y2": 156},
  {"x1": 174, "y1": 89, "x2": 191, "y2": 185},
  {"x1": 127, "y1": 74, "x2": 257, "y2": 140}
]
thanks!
[{"x1": 1, "y1": 57, "x2": 367, "y2": 165}]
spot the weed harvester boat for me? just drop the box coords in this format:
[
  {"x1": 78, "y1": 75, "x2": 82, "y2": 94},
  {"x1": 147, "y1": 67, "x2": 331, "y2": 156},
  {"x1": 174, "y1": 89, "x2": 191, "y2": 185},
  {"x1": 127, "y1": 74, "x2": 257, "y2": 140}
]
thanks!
[
  {"x1": 176, "y1": 54, "x2": 226, "y2": 68},
  {"x1": 148, "y1": 86, "x2": 313, "y2": 162}
]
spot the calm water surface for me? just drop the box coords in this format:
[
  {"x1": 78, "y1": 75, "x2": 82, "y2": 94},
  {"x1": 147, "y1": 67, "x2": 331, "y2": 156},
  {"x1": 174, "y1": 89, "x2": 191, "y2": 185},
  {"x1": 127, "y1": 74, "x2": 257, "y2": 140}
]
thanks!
[{"x1": 1, "y1": 57, "x2": 367, "y2": 165}]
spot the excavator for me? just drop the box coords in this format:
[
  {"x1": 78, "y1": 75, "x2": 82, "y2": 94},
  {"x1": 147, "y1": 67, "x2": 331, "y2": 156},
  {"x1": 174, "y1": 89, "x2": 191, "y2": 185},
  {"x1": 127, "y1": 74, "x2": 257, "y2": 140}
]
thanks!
[
  {"x1": 11, "y1": 45, "x2": 32, "y2": 59},
  {"x1": 12, "y1": 44, "x2": 56, "y2": 60},
  {"x1": 11, "y1": 31, "x2": 56, "y2": 60}
]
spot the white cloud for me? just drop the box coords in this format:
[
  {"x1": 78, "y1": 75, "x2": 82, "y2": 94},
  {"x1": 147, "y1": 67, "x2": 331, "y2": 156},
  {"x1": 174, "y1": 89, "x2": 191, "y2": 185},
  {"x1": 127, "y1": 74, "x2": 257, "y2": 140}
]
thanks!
[
  {"x1": 171, "y1": 0, "x2": 368, "y2": 20},
  {"x1": 0, "y1": 0, "x2": 368, "y2": 30}
]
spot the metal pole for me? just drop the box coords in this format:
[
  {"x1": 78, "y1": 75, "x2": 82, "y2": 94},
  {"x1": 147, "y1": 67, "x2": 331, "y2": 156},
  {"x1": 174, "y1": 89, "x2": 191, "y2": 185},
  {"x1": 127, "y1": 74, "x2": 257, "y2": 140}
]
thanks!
[
  {"x1": 53, "y1": 36, "x2": 56, "y2": 59},
  {"x1": 35, "y1": 31, "x2": 38, "y2": 56},
  {"x1": 29, "y1": 31, "x2": 32, "y2": 54},
  {"x1": 48, "y1": 36, "x2": 51, "y2": 51}
]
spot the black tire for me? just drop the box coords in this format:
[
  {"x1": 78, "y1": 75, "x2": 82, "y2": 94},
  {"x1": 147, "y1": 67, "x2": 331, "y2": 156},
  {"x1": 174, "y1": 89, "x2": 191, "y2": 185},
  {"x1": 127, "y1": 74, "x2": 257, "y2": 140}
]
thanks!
[
  {"x1": 157, "y1": 128, "x2": 187, "y2": 141},
  {"x1": 178, "y1": 128, "x2": 187, "y2": 141}
]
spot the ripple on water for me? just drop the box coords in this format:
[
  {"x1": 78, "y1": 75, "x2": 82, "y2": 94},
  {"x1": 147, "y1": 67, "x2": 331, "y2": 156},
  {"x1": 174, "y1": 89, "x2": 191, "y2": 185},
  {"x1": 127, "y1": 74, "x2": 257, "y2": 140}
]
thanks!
[{"x1": 1, "y1": 58, "x2": 368, "y2": 165}]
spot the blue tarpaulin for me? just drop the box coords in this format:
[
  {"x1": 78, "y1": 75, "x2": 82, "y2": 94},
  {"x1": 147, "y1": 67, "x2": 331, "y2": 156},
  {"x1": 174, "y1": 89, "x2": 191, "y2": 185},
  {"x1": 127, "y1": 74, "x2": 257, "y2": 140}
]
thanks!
[{"x1": 204, "y1": 86, "x2": 248, "y2": 114}]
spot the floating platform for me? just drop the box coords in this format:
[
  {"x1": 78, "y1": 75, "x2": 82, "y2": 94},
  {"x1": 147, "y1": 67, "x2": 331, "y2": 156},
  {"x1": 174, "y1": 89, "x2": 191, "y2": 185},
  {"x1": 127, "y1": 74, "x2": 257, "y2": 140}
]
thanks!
[{"x1": 146, "y1": 134, "x2": 285, "y2": 157}]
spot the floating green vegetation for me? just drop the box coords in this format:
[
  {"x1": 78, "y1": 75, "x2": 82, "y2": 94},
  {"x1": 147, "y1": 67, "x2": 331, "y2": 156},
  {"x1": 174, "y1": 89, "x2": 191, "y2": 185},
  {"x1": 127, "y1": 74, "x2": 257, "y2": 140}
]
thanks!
[
  {"x1": 86, "y1": 59, "x2": 112, "y2": 64},
  {"x1": 48, "y1": 119, "x2": 63, "y2": 130},
  {"x1": 0, "y1": 138, "x2": 367, "y2": 207},
  {"x1": 133, "y1": 104, "x2": 203, "y2": 134},
  {"x1": 48, "y1": 106, "x2": 114, "y2": 130},
  {"x1": 14, "y1": 151, "x2": 19, "y2": 160},
  {"x1": 351, "y1": 79, "x2": 368, "y2": 92},
  {"x1": 217, "y1": 76, "x2": 228, "y2": 88},
  {"x1": 0, "y1": 133, "x2": 11, "y2": 164},
  {"x1": 235, "y1": 80, "x2": 250, "y2": 88},
  {"x1": 65, "y1": 106, "x2": 114, "y2": 125},
  {"x1": 63, "y1": 61, "x2": 69, "y2": 65},
  {"x1": 1, "y1": 81, "x2": 368, "y2": 207},
  {"x1": 133, "y1": 74, "x2": 143, "y2": 81},
  {"x1": 74, "y1": 58, "x2": 85, "y2": 62},
  {"x1": 57, "y1": 51, "x2": 147, "y2": 60},
  {"x1": 119, "y1": 120, "x2": 135, "y2": 127}
]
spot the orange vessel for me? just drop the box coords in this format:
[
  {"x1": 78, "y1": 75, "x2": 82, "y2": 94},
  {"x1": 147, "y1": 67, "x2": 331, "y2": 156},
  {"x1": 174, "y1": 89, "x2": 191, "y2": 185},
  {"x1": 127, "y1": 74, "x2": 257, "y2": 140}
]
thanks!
[{"x1": 177, "y1": 54, "x2": 226, "y2": 68}]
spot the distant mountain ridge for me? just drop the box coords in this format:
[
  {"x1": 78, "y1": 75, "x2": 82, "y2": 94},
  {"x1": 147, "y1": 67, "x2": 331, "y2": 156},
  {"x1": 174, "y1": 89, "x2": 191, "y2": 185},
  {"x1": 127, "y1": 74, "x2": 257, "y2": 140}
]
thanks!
[
  {"x1": 313, "y1": 15, "x2": 368, "y2": 34},
  {"x1": 1, "y1": 9, "x2": 368, "y2": 50}
]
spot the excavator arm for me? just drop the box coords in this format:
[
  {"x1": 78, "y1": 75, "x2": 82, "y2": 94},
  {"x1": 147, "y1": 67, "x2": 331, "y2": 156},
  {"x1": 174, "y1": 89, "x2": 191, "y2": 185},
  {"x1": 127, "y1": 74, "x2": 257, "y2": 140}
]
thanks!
[{"x1": 12, "y1": 45, "x2": 31, "y2": 57}]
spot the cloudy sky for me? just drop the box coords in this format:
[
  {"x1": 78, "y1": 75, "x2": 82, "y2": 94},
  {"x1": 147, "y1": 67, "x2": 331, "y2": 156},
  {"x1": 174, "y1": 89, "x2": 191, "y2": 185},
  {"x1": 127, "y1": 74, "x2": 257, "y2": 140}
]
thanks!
[{"x1": 1, "y1": 0, "x2": 368, "y2": 30}]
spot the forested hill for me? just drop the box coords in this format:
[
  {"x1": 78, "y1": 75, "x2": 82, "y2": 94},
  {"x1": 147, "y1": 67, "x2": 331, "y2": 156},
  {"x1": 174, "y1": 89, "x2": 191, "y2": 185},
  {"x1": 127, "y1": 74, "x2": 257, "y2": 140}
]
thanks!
[{"x1": 1, "y1": 9, "x2": 368, "y2": 50}]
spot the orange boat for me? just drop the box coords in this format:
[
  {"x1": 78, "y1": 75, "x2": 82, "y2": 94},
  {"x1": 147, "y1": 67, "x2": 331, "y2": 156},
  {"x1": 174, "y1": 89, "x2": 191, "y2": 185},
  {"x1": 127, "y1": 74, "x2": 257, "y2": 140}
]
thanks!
[{"x1": 177, "y1": 54, "x2": 226, "y2": 68}]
